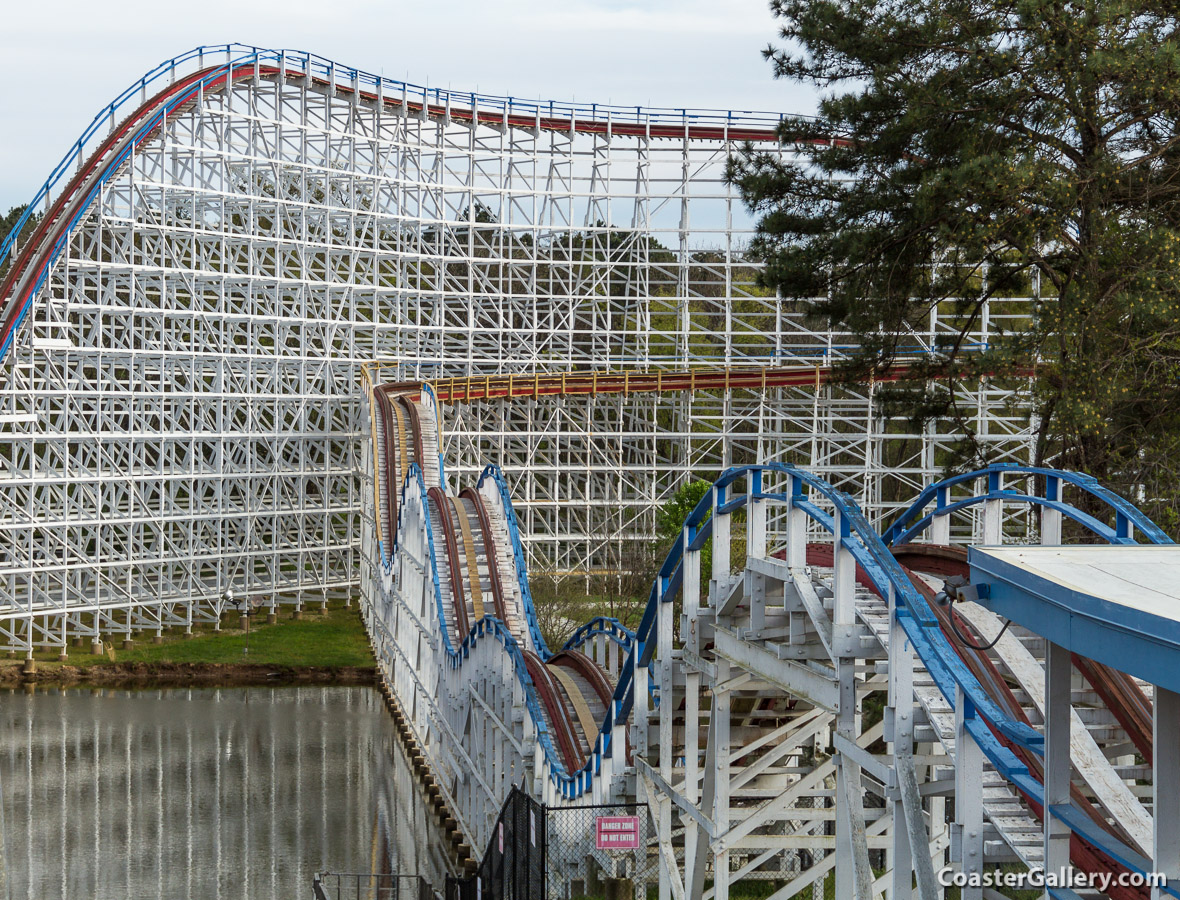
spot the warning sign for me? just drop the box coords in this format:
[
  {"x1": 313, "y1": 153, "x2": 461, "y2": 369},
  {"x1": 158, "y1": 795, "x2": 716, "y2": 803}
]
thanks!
[{"x1": 595, "y1": 816, "x2": 641, "y2": 850}]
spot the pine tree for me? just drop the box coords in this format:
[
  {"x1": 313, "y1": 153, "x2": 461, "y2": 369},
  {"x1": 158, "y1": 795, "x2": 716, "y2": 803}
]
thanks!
[
  {"x1": 728, "y1": 0, "x2": 1180, "y2": 531},
  {"x1": 0, "y1": 205, "x2": 36, "y2": 280}
]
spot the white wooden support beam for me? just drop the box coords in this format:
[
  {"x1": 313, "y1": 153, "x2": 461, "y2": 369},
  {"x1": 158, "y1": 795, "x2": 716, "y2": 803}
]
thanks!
[
  {"x1": 688, "y1": 688, "x2": 715, "y2": 900},
  {"x1": 659, "y1": 596, "x2": 674, "y2": 781},
  {"x1": 712, "y1": 484, "x2": 731, "y2": 591},
  {"x1": 658, "y1": 585, "x2": 674, "y2": 900},
  {"x1": 747, "y1": 469, "x2": 767, "y2": 561},
  {"x1": 634, "y1": 635, "x2": 650, "y2": 759},
  {"x1": 639, "y1": 769, "x2": 686, "y2": 900},
  {"x1": 834, "y1": 654, "x2": 874, "y2": 898},
  {"x1": 833, "y1": 510, "x2": 856, "y2": 630},
  {"x1": 1041, "y1": 476, "x2": 1062, "y2": 546},
  {"x1": 468, "y1": 682, "x2": 526, "y2": 756},
  {"x1": 713, "y1": 656, "x2": 732, "y2": 900},
  {"x1": 712, "y1": 626, "x2": 839, "y2": 711},
  {"x1": 982, "y1": 472, "x2": 1003, "y2": 545},
  {"x1": 683, "y1": 525, "x2": 701, "y2": 654},
  {"x1": 684, "y1": 669, "x2": 702, "y2": 894},
  {"x1": 748, "y1": 570, "x2": 766, "y2": 633},
  {"x1": 1043, "y1": 641, "x2": 1072, "y2": 875},
  {"x1": 953, "y1": 685, "x2": 984, "y2": 900},
  {"x1": 888, "y1": 584, "x2": 915, "y2": 900},
  {"x1": 1153, "y1": 686, "x2": 1180, "y2": 900},
  {"x1": 931, "y1": 486, "x2": 951, "y2": 546},
  {"x1": 785, "y1": 475, "x2": 807, "y2": 569}
]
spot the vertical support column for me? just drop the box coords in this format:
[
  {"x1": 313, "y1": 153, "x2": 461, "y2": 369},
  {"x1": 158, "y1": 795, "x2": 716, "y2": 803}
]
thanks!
[
  {"x1": 711, "y1": 483, "x2": 730, "y2": 608},
  {"x1": 747, "y1": 470, "x2": 767, "y2": 632},
  {"x1": 1153, "y1": 686, "x2": 1180, "y2": 900},
  {"x1": 657, "y1": 575, "x2": 674, "y2": 900},
  {"x1": 747, "y1": 470, "x2": 766, "y2": 560},
  {"x1": 677, "y1": 133, "x2": 691, "y2": 362},
  {"x1": 834, "y1": 510, "x2": 855, "y2": 900},
  {"x1": 1041, "y1": 476, "x2": 1062, "y2": 546},
  {"x1": 633, "y1": 628, "x2": 649, "y2": 759},
  {"x1": 682, "y1": 522, "x2": 702, "y2": 894},
  {"x1": 832, "y1": 509, "x2": 872, "y2": 898},
  {"x1": 683, "y1": 669, "x2": 701, "y2": 893},
  {"x1": 888, "y1": 586, "x2": 914, "y2": 900},
  {"x1": 931, "y1": 486, "x2": 950, "y2": 546},
  {"x1": 982, "y1": 470, "x2": 1003, "y2": 546},
  {"x1": 834, "y1": 666, "x2": 858, "y2": 900},
  {"x1": 1043, "y1": 641, "x2": 1072, "y2": 876},
  {"x1": 684, "y1": 524, "x2": 701, "y2": 652},
  {"x1": 786, "y1": 475, "x2": 807, "y2": 614},
  {"x1": 712, "y1": 657, "x2": 731, "y2": 900},
  {"x1": 953, "y1": 686, "x2": 984, "y2": 899},
  {"x1": 832, "y1": 511, "x2": 856, "y2": 631}
]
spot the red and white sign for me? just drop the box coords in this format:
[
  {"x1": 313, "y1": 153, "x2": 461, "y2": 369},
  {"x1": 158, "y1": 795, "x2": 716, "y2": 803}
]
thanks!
[{"x1": 595, "y1": 816, "x2": 641, "y2": 850}]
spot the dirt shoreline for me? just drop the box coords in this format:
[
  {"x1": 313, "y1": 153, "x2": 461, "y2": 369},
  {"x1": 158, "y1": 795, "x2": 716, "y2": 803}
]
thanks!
[{"x1": 0, "y1": 661, "x2": 377, "y2": 689}]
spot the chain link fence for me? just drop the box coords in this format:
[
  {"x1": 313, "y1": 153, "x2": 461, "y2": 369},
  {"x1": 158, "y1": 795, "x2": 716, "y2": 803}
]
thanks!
[
  {"x1": 444, "y1": 793, "x2": 659, "y2": 900},
  {"x1": 545, "y1": 802, "x2": 657, "y2": 900},
  {"x1": 446, "y1": 788, "x2": 547, "y2": 900},
  {"x1": 334, "y1": 792, "x2": 812, "y2": 900}
]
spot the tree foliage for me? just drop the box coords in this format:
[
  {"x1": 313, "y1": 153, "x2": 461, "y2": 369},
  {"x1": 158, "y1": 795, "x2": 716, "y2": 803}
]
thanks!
[
  {"x1": 657, "y1": 478, "x2": 713, "y2": 540},
  {"x1": 0, "y1": 205, "x2": 38, "y2": 279},
  {"x1": 658, "y1": 479, "x2": 719, "y2": 599},
  {"x1": 729, "y1": 0, "x2": 1180, "y2": 529}
]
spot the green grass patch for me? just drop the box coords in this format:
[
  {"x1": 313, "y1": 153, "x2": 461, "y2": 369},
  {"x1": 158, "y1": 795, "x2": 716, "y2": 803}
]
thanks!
[{"x1": 17, "y1": 601, "x2": 375, "y2": 669}]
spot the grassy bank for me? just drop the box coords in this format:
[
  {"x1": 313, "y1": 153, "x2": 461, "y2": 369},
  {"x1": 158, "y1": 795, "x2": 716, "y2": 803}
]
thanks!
[{"x1": 2, "y1": 600, "x2": 376, "y2": 678}]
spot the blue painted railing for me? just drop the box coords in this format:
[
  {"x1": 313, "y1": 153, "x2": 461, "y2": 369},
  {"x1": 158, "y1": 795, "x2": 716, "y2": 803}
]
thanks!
[
  {"x1": 563, "y1": 617, "x2": 635, "y2": 654},
  {"x1": 884, "y1": 463, "x2": 1173, "y2": 547},
  {"x1": 884, "y1": 463, "x2": 1176, "y2": 897}
]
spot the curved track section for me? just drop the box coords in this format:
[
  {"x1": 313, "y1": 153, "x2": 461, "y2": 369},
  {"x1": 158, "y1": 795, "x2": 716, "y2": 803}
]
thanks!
[
  {"x1": 365, "y1": 375, "x2": 1178, "y2": 899},
  {"x1": 881, "y1": 465, "x2": 1177, "y2": 897},
  {"x1": 0, "y1": 44, "x2": 1036, "y2": 656},
  {"x1": 363, "y1": 379, "x2": 628, "y2": 832},
  {"x1": 8, "y1": 39, "x2": 1163, "y2": 900}
]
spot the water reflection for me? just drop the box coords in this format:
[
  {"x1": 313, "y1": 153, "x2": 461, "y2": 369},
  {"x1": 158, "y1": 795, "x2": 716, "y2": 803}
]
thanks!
[{"x1": 0, "y1": 685, "x2": 452, "y2": 900}]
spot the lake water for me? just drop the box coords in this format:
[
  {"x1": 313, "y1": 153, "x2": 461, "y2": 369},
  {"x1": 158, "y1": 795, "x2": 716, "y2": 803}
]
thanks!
[{"x1": 0, "y1": 685, "x2": 452, "y2": 900}]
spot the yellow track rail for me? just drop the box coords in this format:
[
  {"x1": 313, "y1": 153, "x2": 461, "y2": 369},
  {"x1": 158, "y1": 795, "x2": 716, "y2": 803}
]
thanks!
[
  {"x1": 452, "y1": 496, "x2": 485, "y2": 620},
  {"x1": 392, "y1": 401, "x2": 409, "y2": 480},
  {"x1": 549, "y1": 664, "x2": 601, "y2": 752}
]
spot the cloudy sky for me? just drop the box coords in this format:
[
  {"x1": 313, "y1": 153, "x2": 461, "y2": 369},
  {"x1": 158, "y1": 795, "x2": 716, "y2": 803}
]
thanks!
[{"x1": 0, "y1": 0, "x2": 814, "y2": 213}]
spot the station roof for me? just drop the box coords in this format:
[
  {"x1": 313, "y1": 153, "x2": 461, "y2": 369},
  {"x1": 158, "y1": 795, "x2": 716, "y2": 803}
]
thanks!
[{"x1": 968, "y1": 546, "x2": 1180, "y2": 693}]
